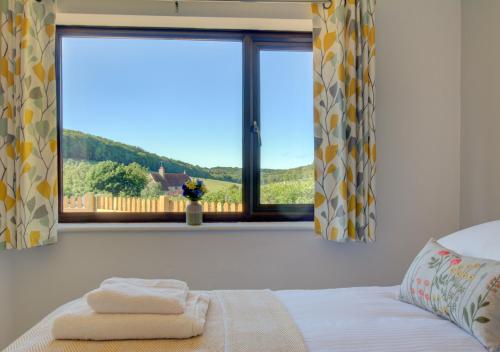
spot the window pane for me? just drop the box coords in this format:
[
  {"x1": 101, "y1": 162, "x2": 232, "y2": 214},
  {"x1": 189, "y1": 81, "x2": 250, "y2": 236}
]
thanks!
[
  {"x1": 61, "y1": 37, "x2": 242, "y2": 213},
  {"x1": 259, "y1": 50, "x2": 314, "y2": 205}
]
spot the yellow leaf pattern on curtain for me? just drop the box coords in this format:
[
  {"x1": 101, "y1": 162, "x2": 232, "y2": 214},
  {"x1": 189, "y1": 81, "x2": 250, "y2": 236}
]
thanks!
[
  {"x1": 312, "y1": 0, "x2": 376, "y2": 242},
  {"x1": 0, "y1": 0, "x2": 57, "y2": 250}
]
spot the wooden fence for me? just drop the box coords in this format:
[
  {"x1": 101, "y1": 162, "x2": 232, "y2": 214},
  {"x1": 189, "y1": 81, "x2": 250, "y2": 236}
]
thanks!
[{"x1": 62, "y1": 193, "x2": 243, "y2": 213}]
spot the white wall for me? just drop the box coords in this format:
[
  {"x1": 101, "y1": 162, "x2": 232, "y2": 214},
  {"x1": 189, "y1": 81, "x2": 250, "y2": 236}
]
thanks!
[
  {"x1": 57, "y1": 0, "x2": 310, "y2": 19},
  {"x1": 2, "y1": 0, "x2": 463, "y2": 348},
  {"x1": 460, "y1": 0, "x2": 500, "y2": 228},
  {"x1": 0, "y1": 253, "x2": 14, "y2": 349}
]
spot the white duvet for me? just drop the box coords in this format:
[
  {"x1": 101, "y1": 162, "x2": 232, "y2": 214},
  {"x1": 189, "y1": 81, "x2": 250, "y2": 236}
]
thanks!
[{"x1": 276, "y1": 286, "x2": 486, "y2": 352}]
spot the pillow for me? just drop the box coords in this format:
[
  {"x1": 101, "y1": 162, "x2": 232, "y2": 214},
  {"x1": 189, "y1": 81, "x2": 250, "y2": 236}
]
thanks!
[
  {"x1": 400, "y1": 239, "x2": 500, "y2": 351},
  {"x1": 438, "y1": 220, "x2": 500, "y2": 261}
]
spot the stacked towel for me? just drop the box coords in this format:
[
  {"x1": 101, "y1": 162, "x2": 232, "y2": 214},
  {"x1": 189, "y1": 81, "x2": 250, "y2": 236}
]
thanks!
[
  {"x1": 52, "y1": 278, "x2": 210, "y2": 341},
  {"x1": 86, "y1": 277, "x2": 189, "y2": 314},
  {"x1": 52, "y1": 292, "x2": 210, "y2": 340}
]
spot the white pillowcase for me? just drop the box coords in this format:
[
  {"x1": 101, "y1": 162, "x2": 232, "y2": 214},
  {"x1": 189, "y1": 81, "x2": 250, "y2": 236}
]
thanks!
[{"x1": 438, "y1": 220, "x2": 500, "y2": 261}]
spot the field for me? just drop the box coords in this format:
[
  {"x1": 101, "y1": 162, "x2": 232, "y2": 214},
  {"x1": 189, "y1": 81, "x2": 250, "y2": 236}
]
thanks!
[
  {"x1": 199, "y1": 178, "x2": 240, "y2": 192},
  {"x1": 200, "y1": 177, "x2": 313, "y2": 204}
]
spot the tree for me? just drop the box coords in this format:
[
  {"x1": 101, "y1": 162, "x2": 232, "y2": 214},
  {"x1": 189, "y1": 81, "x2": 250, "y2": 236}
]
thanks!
[
  {"x1": 141, "y1": 180, "x2": 164, "y2": 198},
  {"x1": 63, "y1": 159, "x2": 93, "y2": 196},
  {"x1": 203, "y1": 185, "x2": 241, "y2": 203},
  {"x1": 87, "y1": 161, "x2": 148, "y2": 197},
  {"x1": 261, "y1": 179, "x2": 313, "y2": 204}
]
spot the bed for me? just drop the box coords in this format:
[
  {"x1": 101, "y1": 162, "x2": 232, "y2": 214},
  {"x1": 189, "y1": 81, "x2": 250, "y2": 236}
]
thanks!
[
  {"x1": 277, "y1": 286, "x2": 485, "y2": 352},
  {"x1": 5, "y1": 221, "x2": 499, "y2": 352}
]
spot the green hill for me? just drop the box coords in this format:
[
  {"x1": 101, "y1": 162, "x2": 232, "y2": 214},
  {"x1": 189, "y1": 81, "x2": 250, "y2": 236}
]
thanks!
[
  {"x1": 210, "y1": 165, "x2": 313, "y2": 184},
  {"x1": 62, "y1": 129, "x2": 312, "y2": 183},
  {"x1": 261, "y1": 164, "x2": 312, "y2": 184},
  {"x1": 63, "y1": 129, "x2": 219, "y2": 180}
]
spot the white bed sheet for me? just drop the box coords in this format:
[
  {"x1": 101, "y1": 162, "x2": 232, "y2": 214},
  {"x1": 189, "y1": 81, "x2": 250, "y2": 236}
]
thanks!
[{"x1": 276, "y1": 286, "x2": 485, "y2": 352}]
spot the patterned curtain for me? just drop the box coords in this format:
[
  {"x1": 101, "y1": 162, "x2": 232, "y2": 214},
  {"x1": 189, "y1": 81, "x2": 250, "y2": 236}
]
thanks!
[
  {"x1": 0, "y1": 0, "x2": 57, "y2": 250},
  {"x1": 312, "y1": 0, "x2": 376, "y2": 242}
]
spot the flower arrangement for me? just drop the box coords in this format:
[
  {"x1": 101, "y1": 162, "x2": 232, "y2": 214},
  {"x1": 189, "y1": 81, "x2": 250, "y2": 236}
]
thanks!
[{"x1": 182, "y1": 178, "x2": 208, "y2": 201}]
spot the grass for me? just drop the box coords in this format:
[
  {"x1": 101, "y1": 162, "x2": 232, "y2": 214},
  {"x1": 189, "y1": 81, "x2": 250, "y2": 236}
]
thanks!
[{"x1": 199, "y1": 178, "x2": 240, "y2": 192}]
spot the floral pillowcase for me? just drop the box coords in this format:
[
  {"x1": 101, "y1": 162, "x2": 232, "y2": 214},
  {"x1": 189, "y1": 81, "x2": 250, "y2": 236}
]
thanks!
[{"x1": 399, "y1": 239, "x2": 500, "y2": 351}]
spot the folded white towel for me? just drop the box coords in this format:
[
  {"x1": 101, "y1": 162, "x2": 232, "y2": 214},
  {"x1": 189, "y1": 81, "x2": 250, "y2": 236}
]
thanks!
[
  {"x1": 86, "y1": 277, "x2": 189, "y2": 314},
  {"x1": 52, "y1": 292, "x2": 210, "y2": 340}
]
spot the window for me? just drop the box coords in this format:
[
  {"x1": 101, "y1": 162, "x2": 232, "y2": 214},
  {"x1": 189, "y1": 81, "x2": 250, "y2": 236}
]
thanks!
[
  {"x1": 258, "y1": 50, "x2": 313, "y2": 205},
  {"x1": 57, "y1": 27, "x2": 313, "y2": 222}
]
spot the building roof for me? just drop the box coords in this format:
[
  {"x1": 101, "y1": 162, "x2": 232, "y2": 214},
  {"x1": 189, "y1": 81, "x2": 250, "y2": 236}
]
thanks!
[{"x1": 151, "y1": 172, "x2": 190, "y2": 190}]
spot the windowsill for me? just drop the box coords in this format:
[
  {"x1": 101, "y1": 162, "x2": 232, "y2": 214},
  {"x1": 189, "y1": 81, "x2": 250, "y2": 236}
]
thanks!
[{"x1": 58, "y1": 222, "x2": 313, "y2": 234}]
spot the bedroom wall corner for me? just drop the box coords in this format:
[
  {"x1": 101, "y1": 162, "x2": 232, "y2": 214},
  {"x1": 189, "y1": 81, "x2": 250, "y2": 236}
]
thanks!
[
  {"x1": 0, "y1": 253, "x2": 14, "y2": 350},
  {"x1": 460, "y1": 0, "x2": 500, "y2": 228}
]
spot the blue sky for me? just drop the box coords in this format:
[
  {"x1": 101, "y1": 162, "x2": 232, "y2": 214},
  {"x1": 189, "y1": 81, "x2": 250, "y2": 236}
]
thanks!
[{"x1": 62, "y1": 37, "x2": 312, "y2": 169}]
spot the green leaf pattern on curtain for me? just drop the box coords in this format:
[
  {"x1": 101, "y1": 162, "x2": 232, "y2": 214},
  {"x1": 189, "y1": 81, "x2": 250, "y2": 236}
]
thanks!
[
  {"x1": 0, "y1": 0, "x2": 57, "y2": 250},
  {"x1": 312, "y1": 0, "x2": 376, "y2": 242}
]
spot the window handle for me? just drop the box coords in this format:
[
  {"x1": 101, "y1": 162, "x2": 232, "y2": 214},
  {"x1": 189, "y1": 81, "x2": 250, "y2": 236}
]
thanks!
[{"x1": 252, "y1": 120, "x2": 262, "y2": 147}]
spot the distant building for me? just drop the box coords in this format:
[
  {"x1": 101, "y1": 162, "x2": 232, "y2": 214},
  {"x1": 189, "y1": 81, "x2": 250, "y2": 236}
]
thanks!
[{"x1": 149, "y1": 166, "x2": 189, "y2": 196}]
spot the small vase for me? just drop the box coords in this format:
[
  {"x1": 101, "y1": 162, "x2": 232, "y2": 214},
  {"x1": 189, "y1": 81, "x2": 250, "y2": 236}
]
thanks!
[{"x1": 186, "y1": 200, "x2": 202, "y2": 226}]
